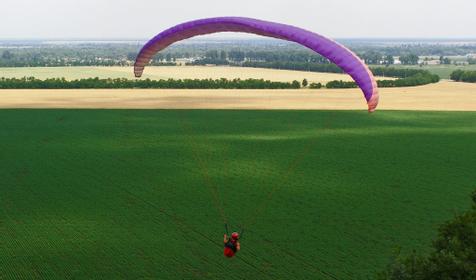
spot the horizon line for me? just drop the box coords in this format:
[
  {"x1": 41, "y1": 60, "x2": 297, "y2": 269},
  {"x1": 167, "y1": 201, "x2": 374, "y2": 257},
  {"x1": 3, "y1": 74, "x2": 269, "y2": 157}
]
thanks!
[{"x1": 2, "y1": 37, "x2": 476, "y2": 41}]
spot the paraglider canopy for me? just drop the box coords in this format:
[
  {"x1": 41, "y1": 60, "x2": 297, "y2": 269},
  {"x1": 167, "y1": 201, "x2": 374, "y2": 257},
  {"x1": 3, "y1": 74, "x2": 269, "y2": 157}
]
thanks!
[{"x1": 134, "y1": 17, "x2": 379, "y2": 112}]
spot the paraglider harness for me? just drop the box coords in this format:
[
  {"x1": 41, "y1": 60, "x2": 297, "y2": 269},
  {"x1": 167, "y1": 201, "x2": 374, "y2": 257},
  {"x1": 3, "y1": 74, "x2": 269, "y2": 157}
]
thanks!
[
  {"x1": 225, "y1": 239, "x2": 238, "y2": 253},
  {"x1": 224, "y1": 224, "x2": 244, "y2": 253}
]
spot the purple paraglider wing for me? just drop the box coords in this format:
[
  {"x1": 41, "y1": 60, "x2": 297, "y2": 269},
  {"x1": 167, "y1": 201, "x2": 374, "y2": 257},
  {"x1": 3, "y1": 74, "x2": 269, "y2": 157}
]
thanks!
[{"x1": 134, "y1": 17, "x2": 379, "y2": 112}]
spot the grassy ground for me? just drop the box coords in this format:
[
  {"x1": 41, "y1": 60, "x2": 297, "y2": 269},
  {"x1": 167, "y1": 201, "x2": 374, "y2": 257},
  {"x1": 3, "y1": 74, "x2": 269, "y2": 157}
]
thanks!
[
  {"x1": 370, "y1": 64, "x2": 476, "y2": 79},
  {"x1": 1, "y1": 110, "x2": 475, "y2": 279}
]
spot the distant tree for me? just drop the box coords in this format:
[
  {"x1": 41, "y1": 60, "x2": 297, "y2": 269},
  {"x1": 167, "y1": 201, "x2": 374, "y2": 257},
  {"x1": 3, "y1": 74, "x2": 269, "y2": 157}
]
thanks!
[
  {"x1": 461, "y1": 71, "x2": 476, "y2": 83},
  {"x1": 228, "y1": 50, "x2": 245, "y2": 62},
  {"x1": 166, "y1": 53, "x2": 172, "y2": 62},
  {"x1": 240, "y1": 61, "x2": 342, "y2": 74},
  {"x1": 384, "y1": 55, "x2": 395, "y2": 66},
  {"x1": 450, "y1": 70, "x2": 476, "y2": 83},
  {"x1": 205, "y1": 50, "x2": 219, "y2": 59},
  {"x1": 126, "y1": 52, "x2": 137, "y2": 61},
  {"x1": 361, "y1": 51, "x2": 383, "y2": 64},
  {"x1": 302, "y1": 79, "x2": 308, "y2": 87},
  {"x1": 440, "y1": 56, "x2": 451, "y2": 65},
  {"x1": 291, "y1": 80, "x2": 301, "y2": 89},
  {"x1": 450, "y1": 69, "x2": 465, "y2": 81},
  {"x1": 409, "y1": 54, "x2": 419, "y2": 65},
  {"x1": 155, "y1": 53, "x2": 164, "y2": 62},
  {"x1": 400, "y1": 54, "x2": 419, "y2": 65},
  {"x1": 219, "y1": 50, "x2": 227, "y2": 60},
  {"x1": 309, "y1": 82, "x2": 322, "y2": 89},
  {"x1": 326, "y1": 80, "x2": 358, "y2": 88},
  {"x1": 1, "y1": 50, "x2": 14, "y2": 60}
]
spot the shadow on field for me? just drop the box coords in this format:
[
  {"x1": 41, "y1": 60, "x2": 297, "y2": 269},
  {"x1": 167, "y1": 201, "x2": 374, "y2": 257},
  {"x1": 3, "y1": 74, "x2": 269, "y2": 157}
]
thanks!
[{"x1": 0, "y1": 109, "x2": 475, "y2": 279}]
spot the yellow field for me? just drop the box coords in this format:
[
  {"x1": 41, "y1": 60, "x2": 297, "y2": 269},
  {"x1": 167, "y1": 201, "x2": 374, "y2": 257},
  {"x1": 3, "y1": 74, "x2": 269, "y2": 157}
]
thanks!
[
  {"x1": 0, "y1": 66, "x2": 391, "y2": 83},
  {"x1": 1, "y1": 81, "x2": 474, "y2": 111}
]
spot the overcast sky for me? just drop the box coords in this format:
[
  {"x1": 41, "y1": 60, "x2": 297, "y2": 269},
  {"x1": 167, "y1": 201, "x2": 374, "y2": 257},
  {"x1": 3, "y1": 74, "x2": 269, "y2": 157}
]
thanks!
[{"x1": 2, "y1": 0, "x2": 475, "y2": 39}]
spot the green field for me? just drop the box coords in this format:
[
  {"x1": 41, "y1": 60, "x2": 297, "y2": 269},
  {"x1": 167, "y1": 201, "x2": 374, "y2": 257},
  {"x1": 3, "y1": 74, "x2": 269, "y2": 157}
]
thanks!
[
  {"x1": 370, "y1": 64, "x2": 476, "y2": 79},
  {"x1": 1, "y1": 110, "x2": 475, "y2": 279}
]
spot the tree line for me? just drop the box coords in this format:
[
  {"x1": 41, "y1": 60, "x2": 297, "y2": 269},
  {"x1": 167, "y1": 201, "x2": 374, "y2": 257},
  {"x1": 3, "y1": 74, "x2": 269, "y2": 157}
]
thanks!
[
  {"x1": 371, "y1": 67, "x2": 434, "y2": 78},
  {"x1": 0, "y1": 77, "x2": 301, "y2": 89},
  {"x1": 191, "y1": 50, "x2": 476, "y2": 67},
  {"x1": 450, "y1": 70, "x2": 476, "y2": 83},
  {"x1": 3, "y1": 40, "x2": 476, "y2": 68},
  {"x1": 325, "y1": 68, "x2": 440, "y2": 89},
  {"x1": 195, "y1": 49, "x2": 332, "y2": 64},
  {"x1": 240, "y1": 61, "x2": 343, "y2": 73},
  {"x1": 376, "y1": 72, "x2": 440, "y2": 88},
  {"x1": 0, "y1": 66, "x2": 440, "y2": 90},
  {"x1": 0, "y1": 73, "x2": 439, "y2": 90},
  {"x1": 192, "y1": 50, "x2": 429, "y2": 66}
]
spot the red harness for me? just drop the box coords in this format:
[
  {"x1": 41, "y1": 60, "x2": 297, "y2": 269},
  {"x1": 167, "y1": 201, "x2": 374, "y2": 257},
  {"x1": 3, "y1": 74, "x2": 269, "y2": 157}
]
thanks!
[{"x1": 224, "y1": 238, "x2": 238, "y2": 258}]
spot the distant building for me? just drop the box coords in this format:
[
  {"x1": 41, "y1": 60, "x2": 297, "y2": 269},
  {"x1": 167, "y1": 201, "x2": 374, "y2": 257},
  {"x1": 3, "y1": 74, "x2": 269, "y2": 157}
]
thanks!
[
  {"x1": 426, "y1": 60, "x2": 441, "y2": 65},
  {"x1": 175, "y1": 58, "x2": 195, "y2": 66}
]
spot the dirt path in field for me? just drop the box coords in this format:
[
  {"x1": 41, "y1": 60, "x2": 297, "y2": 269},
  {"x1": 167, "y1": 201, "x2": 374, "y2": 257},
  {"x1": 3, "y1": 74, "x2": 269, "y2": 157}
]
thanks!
[{"x1": 0, "y1": 81, "x2": 475, "y2": 111}]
